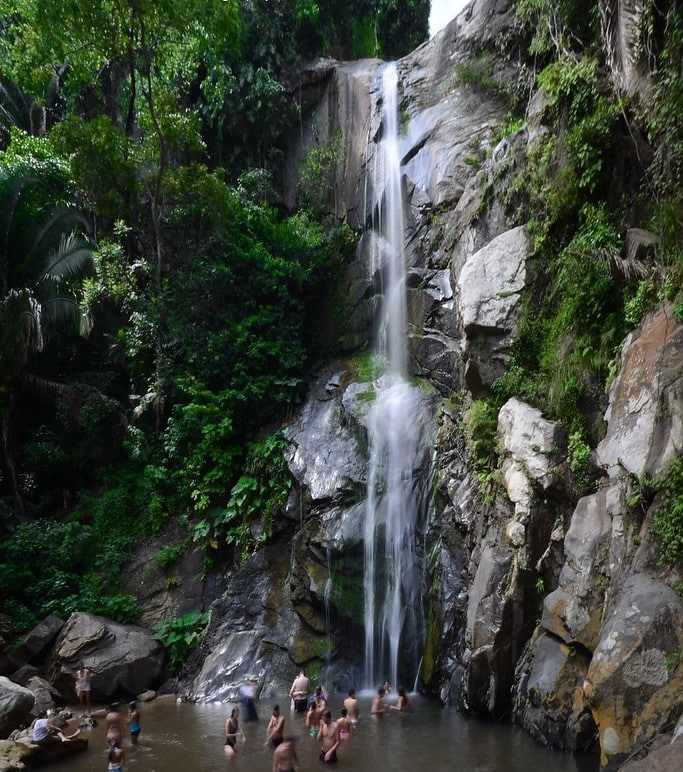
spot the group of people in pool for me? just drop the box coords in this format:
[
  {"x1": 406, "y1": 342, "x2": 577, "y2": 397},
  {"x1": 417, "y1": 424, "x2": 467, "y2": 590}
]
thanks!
[{"x1": 225, "y1": 671, "x2": 412, "y2": 770}]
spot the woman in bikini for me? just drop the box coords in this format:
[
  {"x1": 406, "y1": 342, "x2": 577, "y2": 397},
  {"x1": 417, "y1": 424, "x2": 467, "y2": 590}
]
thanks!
[{"x1": 336, "y1": 707, "x2": 352, "y2": 739}]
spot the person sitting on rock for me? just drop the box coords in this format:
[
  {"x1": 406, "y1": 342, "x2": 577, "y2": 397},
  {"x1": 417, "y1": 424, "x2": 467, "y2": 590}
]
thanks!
[{"x1": 32, "y1": 711, "x2": 81, "y2": 744}]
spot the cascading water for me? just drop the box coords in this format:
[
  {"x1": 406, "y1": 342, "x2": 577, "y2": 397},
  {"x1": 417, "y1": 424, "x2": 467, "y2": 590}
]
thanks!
[{"x1": 363, "y1": 62, "x2": 434, "y2": 691}]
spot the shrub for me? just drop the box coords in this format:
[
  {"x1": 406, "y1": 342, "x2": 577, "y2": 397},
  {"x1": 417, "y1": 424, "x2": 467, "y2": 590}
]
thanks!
[
  {"x1": 650, "y1": 457, "x2": 683, "y2": 566},
  {"x1": 153, "y1": 610, "x2": 210, "y2": 671}
]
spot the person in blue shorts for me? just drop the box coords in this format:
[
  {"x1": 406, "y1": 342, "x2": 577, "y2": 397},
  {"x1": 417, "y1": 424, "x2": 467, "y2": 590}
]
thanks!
[{"x1": 128, "y1": 702, "x2": 141, "y2": 745}]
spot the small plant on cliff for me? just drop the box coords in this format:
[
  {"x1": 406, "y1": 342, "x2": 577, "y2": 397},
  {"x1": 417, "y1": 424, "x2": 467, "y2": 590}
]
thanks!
[
  {"x1": 568, "y1": 430, "x2": 594, "y2": 493},
  {"x1": 650, "y1": 457, "x2": 683, "y2": 566},
  {"x1": 464, "y1": 398, "x2": 500, "y2": 500},
  {"x1": 155, "y1": 544, "x2": 183, "y2": 569},
  {"x1": 153, "y1": 609, "x2": 211, "y2": 672}
]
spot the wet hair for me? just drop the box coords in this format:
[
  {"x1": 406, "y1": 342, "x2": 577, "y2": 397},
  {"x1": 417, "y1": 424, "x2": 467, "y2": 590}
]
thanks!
[
  {"x1": 315, "y1": 686, "x2": 322, "y2": 694},
  {"x1": 398, "y1": 687, "x2": 406, "y2": 697},
  {"x1": 323, "y1": 710, "x2": 332, "y2": 719},
  {"x1": 341, "y1": 707, "x2": 348, "y2": 717},
  {"x1": 273, "y1": 704, "x2": 280, "y2": 712},
  {"x1": 348, "y1": 689, "x2": 355, "y2": 697},
  {"x1": 230, "y1": 708, "x2": 239, "y2": 719},
  {"x1": 129, "y1": 701, "x2": 137, "y2": 709},
  {"x1": 378, "y1": 688, "x2": 385, "y2": 696}
]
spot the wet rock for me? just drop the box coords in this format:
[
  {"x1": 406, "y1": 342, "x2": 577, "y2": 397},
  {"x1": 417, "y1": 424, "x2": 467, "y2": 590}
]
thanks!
[{"x1": 461, "y1": 542, "x2": 515, "y2": 717}]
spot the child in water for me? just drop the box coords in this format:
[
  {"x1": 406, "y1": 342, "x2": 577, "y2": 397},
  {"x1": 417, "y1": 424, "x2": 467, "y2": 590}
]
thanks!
[
  {"x1": 306, "y1": 702, "x2": 319, "y2": 737},
  {"x1": 128, "y1": 702, "x2": 141, "y2": 745}
]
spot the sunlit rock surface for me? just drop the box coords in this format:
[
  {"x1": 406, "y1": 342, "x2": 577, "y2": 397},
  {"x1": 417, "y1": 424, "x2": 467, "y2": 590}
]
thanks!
[{"x1": 597, "y1": 305, "x2": 683, "y2": 479}]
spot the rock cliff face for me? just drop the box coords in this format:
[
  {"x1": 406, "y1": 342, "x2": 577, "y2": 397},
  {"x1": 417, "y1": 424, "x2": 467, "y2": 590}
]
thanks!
[{"x1": 182, "y1": 1, "x2": 682, "y2": 768}]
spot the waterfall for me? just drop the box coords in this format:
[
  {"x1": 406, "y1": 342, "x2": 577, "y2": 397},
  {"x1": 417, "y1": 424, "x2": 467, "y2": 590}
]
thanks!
[{"x1": 363, "y1": 63, "x2": 433, "y2": 691}]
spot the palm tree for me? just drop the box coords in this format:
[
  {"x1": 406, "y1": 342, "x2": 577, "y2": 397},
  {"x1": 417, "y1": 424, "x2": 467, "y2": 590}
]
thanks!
[{"x1": 0, "y1": 163, "x2": 94, "y2": 515}]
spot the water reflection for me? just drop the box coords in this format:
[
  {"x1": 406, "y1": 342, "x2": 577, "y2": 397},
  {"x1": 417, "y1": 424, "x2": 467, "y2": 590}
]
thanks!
[{"x1": 46, "y1": 694, "x2": 597, "y2": 772}]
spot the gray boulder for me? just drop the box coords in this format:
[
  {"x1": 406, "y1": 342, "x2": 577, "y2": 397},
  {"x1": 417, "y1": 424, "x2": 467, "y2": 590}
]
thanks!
[
  {"x1": 24, "y1": 677, "x2": 59, "y2": 718},
  {"x1": 457, "y1": 226, "x2": 532, "y2": 390},
  {"x1": 0, "y1": 678, "x2": 33, "y2": 739},
  {"x1": 47, "y1": 613, "x2": 164, "y2": 702},
  {"x1": 585, "y1": 574, "x2": 683, "y2": 770},
  {"x1": 513, "y1": 630, "x2": 596, "y2": 751}
]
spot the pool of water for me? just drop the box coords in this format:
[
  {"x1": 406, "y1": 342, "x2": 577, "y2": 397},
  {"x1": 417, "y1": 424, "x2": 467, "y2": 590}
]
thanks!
[{"x1": 45, "y1": 693, "x2": 598, "y2": 772}]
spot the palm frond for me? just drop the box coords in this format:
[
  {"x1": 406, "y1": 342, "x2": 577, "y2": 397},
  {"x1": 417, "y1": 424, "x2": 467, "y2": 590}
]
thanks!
[
  {"x1": 42, "y1": 231, "x2": 94, "y2": 279},
  {"x1": 33, "y1": 207, "x2": 92, "y2": 258}
]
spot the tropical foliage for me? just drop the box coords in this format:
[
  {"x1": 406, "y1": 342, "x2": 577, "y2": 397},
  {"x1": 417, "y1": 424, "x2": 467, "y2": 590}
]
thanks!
[{"x1": 0, "y1": 0, "x2": 429, "y2": 640}]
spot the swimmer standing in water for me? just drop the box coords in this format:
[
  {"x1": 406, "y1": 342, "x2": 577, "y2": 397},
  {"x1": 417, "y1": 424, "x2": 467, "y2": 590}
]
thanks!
[
  {"x1": 336, "y1": 707, "x2": 352, "y2": 739},
  {"x1": 272, "y1": 735, "x2": 298, "y2": 772},
  {"x1": 224, "y1": 707, "x2": 245, "y2": 757},
  {"x1": 343, "y1": 689, "x2": 360, "y2": 724}
]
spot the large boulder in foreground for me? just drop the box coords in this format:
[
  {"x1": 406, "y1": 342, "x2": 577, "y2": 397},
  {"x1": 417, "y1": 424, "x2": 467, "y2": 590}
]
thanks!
[
  {"x1": 47, "y1": 613, "x2": 164, "y2": 702},
  {"x1": 0, "y1": 738, "x2": 31, "y2": 771},
  {"x1": 0, "y1": 678, "x2": 33, "y2": 739},
  {"x1": 585, "y1": 574, "x2": 683, "y2": 770}
]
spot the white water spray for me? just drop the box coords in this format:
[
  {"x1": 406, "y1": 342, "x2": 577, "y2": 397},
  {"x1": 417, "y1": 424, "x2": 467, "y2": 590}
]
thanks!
[{"x1": 363, "y1": 63, "x2": 433, "y2": 691}]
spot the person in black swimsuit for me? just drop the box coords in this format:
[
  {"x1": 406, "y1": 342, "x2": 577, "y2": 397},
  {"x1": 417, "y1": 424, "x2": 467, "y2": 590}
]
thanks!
[{"x1": 224, "y1": 707, "x2": 243, "y2": 757}]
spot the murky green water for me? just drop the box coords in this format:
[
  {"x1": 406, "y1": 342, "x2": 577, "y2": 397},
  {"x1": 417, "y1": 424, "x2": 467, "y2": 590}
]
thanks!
[{"x1": 45, "y1": 693, "x2": 598, "y2": 772}]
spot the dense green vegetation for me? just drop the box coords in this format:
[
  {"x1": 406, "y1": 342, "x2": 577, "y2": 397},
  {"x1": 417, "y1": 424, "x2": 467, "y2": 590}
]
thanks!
[
  {"x1": 465, "y1": 0, "x2": 683, "y2": 510},
  {"x1": 1, "y1": 0, "x2": 681, "y2": 648},
  {"x1": 0, "y1": 1, "x2": 428, "y2": 640}
]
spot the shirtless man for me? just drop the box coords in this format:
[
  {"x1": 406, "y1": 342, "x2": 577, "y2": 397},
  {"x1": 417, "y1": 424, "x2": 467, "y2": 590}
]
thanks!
[
  {"x1": 264, "y1": 704, "x2": 285, "y2": 747},
  {"x1": 272, "y1": 736, "x2": 298, "y2": 772},
  {"x1": 371, "y1": 687, "x2": 387, "y2": 714},
  {"x1": 343, "y1": 689, "x2": 360, "y2": 723},
  {"x1": 318, "y1": 710, "x2": 340, "y2": 764},
  {"x1": 105, "y1": 704, "x2": 123, "y2": 746},
  {"x1": 289, "y1": 670, "x2": 310, "y2": 713}
]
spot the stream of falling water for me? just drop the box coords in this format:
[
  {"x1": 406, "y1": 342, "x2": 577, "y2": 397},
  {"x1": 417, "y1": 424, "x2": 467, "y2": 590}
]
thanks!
[{"x1": 362, "y1": 62, "x2": 433, "y2": 691}]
